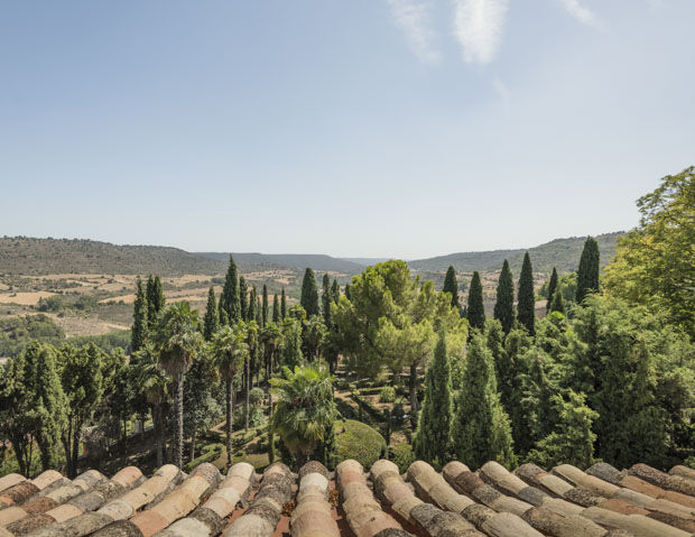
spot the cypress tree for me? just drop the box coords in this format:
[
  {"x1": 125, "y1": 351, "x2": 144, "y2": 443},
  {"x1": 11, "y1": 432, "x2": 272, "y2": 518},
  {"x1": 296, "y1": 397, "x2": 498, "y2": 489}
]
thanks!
[
  {"x1": 203, "y1": 286, "x2": 219, "y2": 340},
  {"x1": 576, "y1": 236, "x2": 600, "y2": 304},
  {"x1": 247, "y1": 286, "x2": 257, "y2": 322},
  {"x1": 153, "y1": 276, "x2": 165, "y2": 315},
  {"x1": 239, "y1": 276, "x2": 248, "y2": 321},
  {"x1": 442, "y1": 265, "x2": 461, "y2": 313},
  {"x1": 131, "y1": 277, "x2": 148, "y2": 352},
  {"x1": 300, "y1": 268, "x2": 320, "y2": 316},
  {"x1": 145, "y1": 274, "x2": 155, "y2": 328},
  {"x1": 413, "y1": 332, "x2": 453, "y2": 467},
  {"x1": 322, "y1": 274, "x2": 332, "y2": 327},
  {"x1": 549, "y1": 289, "x2": 565, "y2": 315},
  {"x1": 546, "y1": 267, "x2": 559, "y2": 313},
  {"x1": 344, "y1": 283, "x2": 352, "y2": 301},
  {"x1": 256, "y1": 295, "x2": 262, "y2": 324},
  {"x1": 262, "y1": 284, "x2": 269, "y2": 327},
  {"x1": 272, "y1": 294, "x2": 280, "y2": 323},
  {"x1": 451, "y1": 334, "x2": 517, "y2": 469},
  {"x1": 493, "y1": 260, "x2": 514, "y2": 334},
  {"x1": 331, "y1": 279, "x2": 340, "y2": 303},
  {"x1": 280, "y1": 288, "x2": 287, "y2": 319},
  {"x1": 467, "y1": 271, "x2": 485, "y2": 331},
  {"x1": 517, "y1": 252, "x2": 535, "y2": 335},
  {"x1": 219, "y1": 306, "x2": 229, "y2": 326},
  {"x1": 220, "y1": 255, "x2": 240, "y2": 322}
]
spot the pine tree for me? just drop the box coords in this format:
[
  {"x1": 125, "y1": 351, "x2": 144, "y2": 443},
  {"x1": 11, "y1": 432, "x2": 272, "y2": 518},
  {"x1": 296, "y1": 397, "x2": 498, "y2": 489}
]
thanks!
[
  {"x1": 517, "y1": 252, "x2": 535, "y2": 335},
  {"x1": 131, "y1": 277, "x2": 148, "y2": 352},
  {"x1": 280, "y1": 288, "x2": 287, "y2": 319},
  {"x1": 203, "y1": 286, "x2": 219, "y2": 340},
  {"x1": 220, "y1": 255, "x2": 240, "y2": 322},
  {"x1": 272, "y1": 294, "x2": 280, "y2": 323},
  {"x1": 262, "y1": 285, "x2": 269, "y2": 327},
  {"x1": 467, "y1": 271, "x2": 485, "y2": 331},
  {"x1": 442, "y1": 266, "x2": 461, "y2": 313},
  {"x1": 247, "y1": 286, "x2": 257, "y2": 322},
  {"x1": 493, "y1": 260, "x2": 514, "y2": 334},
  {"x1": 576, "y1": 236, "x2": 600, "y2": 304},
  {"x1": 239, "y1": 276, "x2": 248, "y2": 321},
  {"x1": 413, "y1": 332, "x2": 453, "y2": 468},
  {"x1": 546, "y1": 267, "x2": 559, "y2": 313},
  {"x1": 300, "y1": 268, "x2": 320, "y2": 316},
  {"x1": 451, "y1": 334, "x2": 517, "y2": 469},
  {"x1": 322, "y1": 274, "x2": 332, "y2": 327},
  {"x1": 331, "y1": 279, "x2": 340, "y2": 304},
  {"x1": 549, "y1": 289, "x2": 565, "y2": 315}
]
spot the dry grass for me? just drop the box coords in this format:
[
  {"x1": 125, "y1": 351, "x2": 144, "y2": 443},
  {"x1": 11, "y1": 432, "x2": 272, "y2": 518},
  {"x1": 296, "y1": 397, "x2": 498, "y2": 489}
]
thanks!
[{"x1": 0, "y1": 291, "x2": 56, "y2": 305}]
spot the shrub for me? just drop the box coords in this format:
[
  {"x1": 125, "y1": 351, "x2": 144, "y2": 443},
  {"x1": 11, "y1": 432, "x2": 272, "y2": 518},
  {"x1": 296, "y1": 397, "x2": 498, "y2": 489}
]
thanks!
[
  {"x1": 184, "y1": 443, "x2": 223, "y2": 472},
  {"x1": 336, "y1": 419, "x2": 386, "y2": 469},
  {"x1": 391, "y1": 443, "x2": 416, "y2": 474},
  {"x1": 249, "y1": 387, "x2": 266, "y2": 406},
  {"x1": 379, "y1": 386, "x2": 396, "y2": 403}
]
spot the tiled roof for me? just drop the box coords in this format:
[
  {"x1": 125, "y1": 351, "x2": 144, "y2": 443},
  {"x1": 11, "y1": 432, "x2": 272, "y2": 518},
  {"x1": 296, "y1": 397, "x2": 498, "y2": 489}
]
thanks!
[{"x1": 1, "y1": 459, "x2": 694, "y2": 537}]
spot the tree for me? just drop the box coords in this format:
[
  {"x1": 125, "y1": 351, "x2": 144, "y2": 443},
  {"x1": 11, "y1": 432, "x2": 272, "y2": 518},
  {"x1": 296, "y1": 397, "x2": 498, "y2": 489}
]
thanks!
[
  {"x1": 247, "y1": 286, "x2": 257, "y2": 322},
  {"x1": 604, "y1": 167, "x2": 694, "y2": 336},
  {"x1": 147, "y1": 275, "x2": 165, "y2": 328},
  {"x1": 576, "y1": 237, "x2": 600, "y2": 304},
  {"x1": 322, "y1": 274, "x2": 333, "y2": 327},
  {"x1": 281, "y1": 288, "x2": 287, "y2": 319},
  {"x1": 451, "y1": 334, "x2": 516, "y2": 469},
  {"x1": 303, "y1": 315, "x2": 327, "y2": 362},
  {"x1": 331, "y1": 279, "x2": 340, "y2": 304},
  {"x1": 413, "y1": 332, "x2": 453, "y2": 468},
  {"x1": 153, "y1": 302, "x2": 203, "y2": 468},
  {"x1": 261, "y1": 285, "x2": 269, "y2": 327},
  {"x1": 220, "y1": 255, "x2": 240, "y2": 323},
  {"x1": 517, "y1": 252, "x2": 535, "y2": 335},
  {"x1": 131, "y1": 277, "x2": 148, "y2": 352},
  {"x1": 493, "y1": 260, "x2": 514, "y2": 334},
  {"x1": 210, "y1": 324, "x2": 248, "y2": 469},
  {"x1": 183, "y1": 352, "x2": 221, "y2": 462},
  {"x1": 239, "y1": 276, "x2": 248, "y2": 321},
  {"x1": 203, "y1": 286, "x2": 219, "y2": 341},
  {"x1": 549, "y1": 289, "x2": 565, "y2": 315},
  {"x1": 546, "y1": 267, "x2": 559, "y2": 314},
  {"x1": 300, "y1": 268, "x2": 320, "y2": 316},
  {"x1": 58, "y1": 343, "x2": 105, "y2": 478},
  {"x1": 261, "y1": 322, "x2": 284, "y2": 379},
  {"x1": 272, "y1": 294, "x2": 280, "y2": 323},
  {"x1": 270, "y1": 365, "x2": 337, "y2": 468},
  {"x1": 467, "y1": 271, "x2": 485, "y2": 331},
  {"x1": 443, "y1": 266, "x2": 461, "y2": 313},
  {"x1": 344, "y1": 283, "x2": 352, "y2": 301}
]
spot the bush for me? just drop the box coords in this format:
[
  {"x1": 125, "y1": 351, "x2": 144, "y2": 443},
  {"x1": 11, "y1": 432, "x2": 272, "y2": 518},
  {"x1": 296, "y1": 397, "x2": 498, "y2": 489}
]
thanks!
[
  {"x1": 379, "y1": 386, "x2": 396, "y2": 403},
  {"x1": 184, "y1": 443, "x2": 223, "y2": 472},
  {"x1": 249, "y1": 387, "x2": 266, "y2": 406},
  {"x1": 336, "y1": 419, "x2": 386, "y2": 469},
  {"x1": 391, "y1": 443, "x2": 416, "y2": 474},
  {"x1": 392, "y1": 398, "x2": 408, "y2": 425}
]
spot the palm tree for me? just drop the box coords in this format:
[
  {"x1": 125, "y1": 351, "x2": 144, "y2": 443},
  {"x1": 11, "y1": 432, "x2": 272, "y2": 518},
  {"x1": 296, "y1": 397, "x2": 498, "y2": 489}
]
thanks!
[
  {"x1": 270, "y1": 365, "x2": 337, "y2": 468},
  {"x1": 209, "y1": 323, "x2": 248, "y2": 470},
  {"x1": 132, "y1": 344, "x2": 169, "y2": 467},
  {"x1": 153, "y1": 302, "x2": 203, "y2": 469},
  {"x1": 303, "y1": 315, "x2": 327, "y2": 362},
  {"x1": 260, "y1": 323, "x2": 282, "y2": 381},
  {"x1": 244, "y1": 321, "x2": 259, "y2": 430}
]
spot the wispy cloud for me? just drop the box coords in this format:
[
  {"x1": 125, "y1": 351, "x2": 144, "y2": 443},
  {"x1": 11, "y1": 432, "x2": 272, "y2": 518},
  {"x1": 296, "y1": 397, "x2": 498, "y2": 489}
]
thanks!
[
  {"x1": 492, "y1": 77, "x2": 511, "y2": 104},
  {"x1": 452, "y1": 0, "x2": 509, "y2": 64},
  {"x1": 558, "y1": 0, "x2": 605, "y2": 29},
  {"x1": 386, "y1": 0, "x2": 441, "y2": 64}
]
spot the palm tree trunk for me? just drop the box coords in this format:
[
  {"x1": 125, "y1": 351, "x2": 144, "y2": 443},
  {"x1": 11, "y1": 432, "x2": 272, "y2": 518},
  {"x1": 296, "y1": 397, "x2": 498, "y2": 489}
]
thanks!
[
  {"x1": 175, "y1": 372, "x2": 184, "y2": 469},
  {"x1": 245, "y1": 357, "x2": 250, "y2": 431},
  {"x1": 155, "y1": 404, "x2": 163, "y2": 467},
  {"x1": 190, "y1": 429, "x2": 196, "y2": 462},
  {"x1": 226, "y1": 379, "x2": 234, "y2": 471}
]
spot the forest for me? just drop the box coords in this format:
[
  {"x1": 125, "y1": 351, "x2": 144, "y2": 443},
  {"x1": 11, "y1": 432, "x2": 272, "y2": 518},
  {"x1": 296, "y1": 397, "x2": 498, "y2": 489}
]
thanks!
[{"x1": 0, "y1": 166, "x2": 693, "y2": 481}]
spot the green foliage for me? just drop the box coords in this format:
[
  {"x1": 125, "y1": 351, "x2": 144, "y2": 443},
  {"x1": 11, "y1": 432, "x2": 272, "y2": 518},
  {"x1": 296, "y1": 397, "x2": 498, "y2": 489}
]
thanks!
[
  {"x1": 576, "y1": 237, "x2": 600, "y2": 304},
  {"x1": 517, "y1": 252, "x2": 535, "y2": 335},
  {"x1": 279, "y1": 318, "x2": 303, "y2": 369},
  {"x1": 302, "y1": 315, "x2": 327, "y2": 362},
  {"x1": 494, "y1": 260, "x2": 514, "y2": 334},
  {"x1": 549, "y1": 289, "x2": 565, "y2": 314},
  {"x1": 272, "y1": 294, "x2": 280, "y2": 323},
  {"x1": 281, "y1": 288, "x2": 287, "y2": 319},
  {"x1": 0, "y1": 314, "x2": 65, "y2": 359},
  {"x1": 546, "y1": 267, "x2": 558, "y2": 313},
  {"x1": 220, "y1": 255, "x2": 240, "y2": 323},
  {"x1": 391, "y1": 443, "x2": 416, "y2": 473},
  {"x1": 203, "y1": 286, "x2": 219, "y2": 341},
  {"x1": 300, "y1": 268, "x2": 320, "y2": 316},
  {"x1": 247, "y1": 286, "x2": 257, "y2": 323},
  {"x1": 322, "y1": 273, "x2": 333, "y2": 327},
  {"x1": 262, "y1": 284, "x2": 269, "y2": 327},
  {"x1": 442, "y1": 265, "x2": 461, "y2": 313},
  {"x1": 379, "y1": 385, "x2": 396, "y2": 403},
  {"x1": 335, "y1": 419, "x2": 387, "y2": 469},
  {"x1": 467, "y1": 271, "x2": 485, "y2": 331},
  {"x1": 451, "y1": 334, "x2": 516, "y2": 470},
  {"x1": 239, "y1": 276, "x2": 248, "y2": 321},
  {"x1": 131, "y1": 277, "x2": 148, "y2": 352},
  {"x1": 146, "y1": 275, "x2": 165, "y2": 328}
]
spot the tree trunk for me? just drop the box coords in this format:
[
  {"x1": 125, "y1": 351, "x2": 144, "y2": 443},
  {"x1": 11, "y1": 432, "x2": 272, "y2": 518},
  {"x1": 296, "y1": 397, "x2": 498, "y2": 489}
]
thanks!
[
  {"x1": 190, "y1": 429, "x2": 196, "y2": 462},
  {"x1": 245, "y1": 357, "x2": 250, "y2": 431},
  {"x1": 71, "y1": 426, "x2": 80, "y2": 478},
  {"x1": 409, "y1": 363, "x2": 419, "y2": 423},
  {"x1": 175, "y1": 372, "x2": 184, "y2": 469},
  {"x1": 226, "y1": 379, "x2": 234, "y2": 471},
  {"x1": 155, "y1": 404, "x2": 164, "y2": 467}
]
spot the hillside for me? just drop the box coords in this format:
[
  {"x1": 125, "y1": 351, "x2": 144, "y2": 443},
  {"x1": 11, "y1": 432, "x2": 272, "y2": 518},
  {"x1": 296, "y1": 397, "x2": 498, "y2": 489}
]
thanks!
[
  {"x1": 197, "y1": 252, "x2": 365, "y2": 274},
  {"x1": 409, "y1": 232, "x2": 624, "y2": 274}
]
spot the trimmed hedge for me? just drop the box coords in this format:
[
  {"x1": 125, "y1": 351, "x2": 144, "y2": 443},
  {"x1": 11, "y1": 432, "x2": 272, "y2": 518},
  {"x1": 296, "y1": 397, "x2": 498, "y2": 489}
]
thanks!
[
  {"x1": 336, "y1": 419, "x2": 386, "y2": 469},
  {"x1": 391, "y1": 443, "x2": 416, "y2": 474}
]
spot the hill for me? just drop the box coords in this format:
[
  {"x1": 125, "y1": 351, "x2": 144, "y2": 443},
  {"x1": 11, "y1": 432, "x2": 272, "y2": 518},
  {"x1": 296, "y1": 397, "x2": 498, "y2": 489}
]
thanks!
[
  {"x1": 197, "y1": 252, "x2": 365, "y2": 274},
  {"x1": 409, "y1": 232, "x2": 624, "y2": 274}
]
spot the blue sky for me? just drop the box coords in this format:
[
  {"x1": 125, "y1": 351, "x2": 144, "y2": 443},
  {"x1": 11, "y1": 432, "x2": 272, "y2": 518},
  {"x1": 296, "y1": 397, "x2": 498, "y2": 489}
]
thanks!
[{"x1": 1, "y1": 1, "x2": 693, "y2": 258}]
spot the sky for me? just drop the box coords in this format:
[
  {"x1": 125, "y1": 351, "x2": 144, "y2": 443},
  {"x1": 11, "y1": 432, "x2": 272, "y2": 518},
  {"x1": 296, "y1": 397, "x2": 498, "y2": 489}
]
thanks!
[{"x1": 0, "y1": 1, "x2": 693, "y2": 259}]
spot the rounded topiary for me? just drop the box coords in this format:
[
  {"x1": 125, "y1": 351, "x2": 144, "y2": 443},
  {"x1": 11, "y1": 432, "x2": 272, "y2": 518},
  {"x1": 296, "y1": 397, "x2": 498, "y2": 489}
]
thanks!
[{"x1": 336, "y1": 419, "x2": 386, "y2": 469}]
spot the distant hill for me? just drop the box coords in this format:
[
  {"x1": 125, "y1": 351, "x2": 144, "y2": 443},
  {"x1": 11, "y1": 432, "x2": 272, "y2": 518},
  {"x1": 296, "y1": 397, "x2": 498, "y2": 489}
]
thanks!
[
  {"x1": 408, "y1": 232, "x2": 624, "y2": 274},
  {"x1": 0, "y1": 237, "x2": 227, "y2": 275},
  {"x1": 197, "y1": 253, "x2": 365, "y2": 274}
]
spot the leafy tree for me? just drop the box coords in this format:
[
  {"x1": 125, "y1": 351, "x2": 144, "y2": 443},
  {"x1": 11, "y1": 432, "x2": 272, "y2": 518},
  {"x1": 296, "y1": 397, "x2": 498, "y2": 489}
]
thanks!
[
  {"x1": 210, "y1": 323, "x2": 248, "y2": 469},
  {"x1": 442, "y1": 266, "x2": 461, "y2": 313},
  {"x1": 131, "y1": 277, "x2": 148, "y2": 352},
  {"x1": 281, "y1": 288, "x2": 287, "y2": 319},
  {"x1": 604, "y1": 167, "x2": 695, "y2": 337},
  {"x1": 279, "y1": 318, "x2": 303, "y2": 370},
  {"x1": 239, "y1": 276, "x2": 248, "y2": 321},
  {"x1": 272, "y1": 294, "x2": 280, "y2": 323},
  {"x1": 300, "y1": 268, "x2": 320, "y2": 316},
  {"x1": 549, "y1": 288, "x2": 565, "y2": 315},
  {"x1": 322, "y1": 273, "x2": 333, "y2": 327},
  {"x1": 576, "y1": 237, "x2": 600, "y2": 304},
  {"x1": 493, "y1": 260, "x2": 514, "y2": 334},
  {"x1": 153, "y1": 302, "x2": 203, "y2": 468},
  {"x1": 451, "y1": 334, "x2": 516, "y2": 469},
  {"x1": 220, "y1": 255, "x2": 240, "y2": 323},
  {"x1": 270, "y1": 365, "x2": 337, "y2": 468},
  {"x1": 413, "y1": 331, "x2": 453, "y2": 468},
  {"x1": 58, "y1": 343, "x2": 105, "y2": 478},
  {"x1": 546, "y1": 267, "x2": 559, "y2": 313},
  {"x1": 203, "y1": 286, "x2": 219, "y2": 341},
  {"x1": 303, "y1": 315, "x2": 327, "y2": 362},
  {"x1": 183, "y1": 352, "x2": 222, "y2": 461},
  {"x1": 517, "y1": 252, "x2": 535, "y2": 335},
  {"x1": 467, "y1": 271, "x2": 485, "y2": 331}
]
